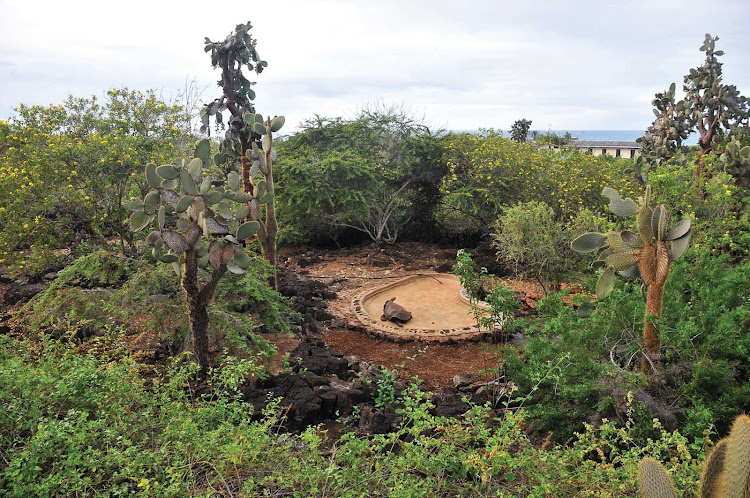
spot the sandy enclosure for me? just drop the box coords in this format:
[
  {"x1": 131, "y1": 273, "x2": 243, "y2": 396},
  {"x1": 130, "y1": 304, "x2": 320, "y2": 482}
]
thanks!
[
  {"x1": 351, "y1": 273, "x2": 491, "y2": 342},
  {"x1": 362, "y1": 274, "x2": 478, "y2": 329}
]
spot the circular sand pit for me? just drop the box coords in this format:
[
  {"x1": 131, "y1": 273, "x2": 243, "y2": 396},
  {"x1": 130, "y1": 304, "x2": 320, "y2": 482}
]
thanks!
[{"x1": 351, "y1": 273, "x2": 494, "y2": 342}]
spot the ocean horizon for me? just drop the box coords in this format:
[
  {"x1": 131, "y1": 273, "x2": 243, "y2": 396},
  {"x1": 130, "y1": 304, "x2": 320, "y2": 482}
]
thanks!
[{"x1": 451, "y1": 129, "x2": 699, "y2": 145}]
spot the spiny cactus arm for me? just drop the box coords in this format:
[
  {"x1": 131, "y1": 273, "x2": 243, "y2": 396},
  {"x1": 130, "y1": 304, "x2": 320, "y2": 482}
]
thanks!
[
  {"x1": 700, "y1": 438, "x2": 728, "y2": 498},
  {"x1": 723, "y1": 414, "x2": 750, "y2": 497},
  {"x1": 638, "y1": 458, "x2": 678, "y2": 498},
  {"x1": 602, "y1": 187, "x2": 639, "y2": 218},
  {"x1": 570, "y1": 232, "x2": 607, "y2": 253}
]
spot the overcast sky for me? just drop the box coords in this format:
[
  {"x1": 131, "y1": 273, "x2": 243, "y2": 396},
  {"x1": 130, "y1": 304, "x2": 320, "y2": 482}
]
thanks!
[{"x1": 1, "y1": 0, "x2": 749, "y2": 132}]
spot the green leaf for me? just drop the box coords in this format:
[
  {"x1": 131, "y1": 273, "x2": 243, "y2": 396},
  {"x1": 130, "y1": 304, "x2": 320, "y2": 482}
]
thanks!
[
  {"x1": 181, "y1": 170, "x2": 198, "y2": 195},
  {"x1": 156, "y1": 165, "x2": 180, "y2": 180},
  {"x1": 194, "y1": 139, "x2": 211, "y2": 162},
  {"x1": 669, "y1": 230, "x2": 691, "y2": 261},
  {"x1": 227, "y1": 171, "x2": 240, "y2": 191},
  {"x1": 214, "y1": 153, "x2": 226, "y2": 166},
  {"x1": 217, "y1": 201, "x2": 233, "y2": 219},
  {"x1": 203, "y1": 190, "x2": 222, "y2": 206},
  {"x1": 227, "y1": 263, "x2": 246, "y2": 275},
  {"x1": 596, "y1": 268, "x2": 616, "y2": 301},
  {"x1": 253, "y1": 122, "x2": 267, "y2": 135},
  {"x1": 159, "y1": 254, "x2": 178, "y2": 263},
  {"x1": 187, "y1": 158, "x2": 203, "y2": 179},
  {"x1": 234, "y1": 205, "x2": 250, "y2": 220},
  {"x1": 233, "y1": 247, "x2": 251, "y2": 269},
  {"x1": 144, "y1": 191, "x2": 160, "y2": 215},
  {"x1": 124, "y1": 197, "x2": 144, "y2": 211},
  {"x1": 638, "y1": 206, "x2": 654, "y2": 242},
  {"x1": 602, "y1": 187, "x2": 639, "y2": 217},
  {"x1": 236, "y1": 221, "x2": 260, "y2": 240},
  {"x1": 161, "y1": 178, "x2": 179, "y2": 190},
  {"x1": 130, "y1": 211, "x2": 153, "y2": 232},
  {"x1": 270, "y1": 116, "x2": 285, "y2": 132},
  {"x1": 199, "y1": 176, "x2": 211, "y2": 195},
  {"x1": 576, "y1": 301, "x2": 596, "y2": 318},
  {"x1": 605, "y1": 252, "x2": 638, "y2": 272},
  {"x1": 175, "y1": 195, "x2": 193, "y2": 213},
  {"x1": 145, "y1": 163, "x2": 161, "y2": 189},
  {"x1": 254, "y1": 179, "x2": 266, "y2": 198},
  {"x1": 243, "y1": 113, "x2": 255, "y2": 126},
  {"x1": 157, "y1": 206, "x2": 165, "y2": 230},
  {"x1": 259, "y1": 191, "x2": 274, "y2": 204},
  {"x1": 666, "y1": 217, "x2": 691, "y2": 241},
  {"x1": 652, "y1": 205, "x2": 668, "y2": 241},
  {"x1": 570, "y1": 232, "x2": 607, "y2": 253}
]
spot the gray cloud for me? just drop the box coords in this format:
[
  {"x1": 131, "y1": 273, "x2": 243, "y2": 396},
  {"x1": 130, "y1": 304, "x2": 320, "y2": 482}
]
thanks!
[{"x1": 1, "y1": 0, "x2": 749, "y2": 133}]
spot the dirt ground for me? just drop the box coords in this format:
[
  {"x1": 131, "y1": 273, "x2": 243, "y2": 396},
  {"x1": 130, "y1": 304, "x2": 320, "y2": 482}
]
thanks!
[{"x1": 280, "y1": 242, "x2": 543, "y2": 391}]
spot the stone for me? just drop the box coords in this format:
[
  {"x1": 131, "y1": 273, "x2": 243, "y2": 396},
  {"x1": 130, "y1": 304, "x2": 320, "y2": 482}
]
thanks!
[{"x1": 4, "y1": 282, "x2": 48, "y2": 305}]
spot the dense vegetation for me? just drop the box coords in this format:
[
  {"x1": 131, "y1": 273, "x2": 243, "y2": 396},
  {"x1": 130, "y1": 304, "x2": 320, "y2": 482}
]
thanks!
[{"x1": 1, "y1": 24, "x2": 749, "y2": 496}]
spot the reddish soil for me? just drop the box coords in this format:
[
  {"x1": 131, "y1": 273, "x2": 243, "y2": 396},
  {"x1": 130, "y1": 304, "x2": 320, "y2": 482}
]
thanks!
[
  {"x1": 324, "y1": 329, "x2": 501, "y2": 391},
  {"x1": 280, "y1": 242, "x2": 543, "y2": 391}
]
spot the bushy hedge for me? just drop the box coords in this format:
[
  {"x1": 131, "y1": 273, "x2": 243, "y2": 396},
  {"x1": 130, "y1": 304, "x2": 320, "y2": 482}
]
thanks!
[{"x1": 0, "y1": 335, "x2": 706, "y2": 496}]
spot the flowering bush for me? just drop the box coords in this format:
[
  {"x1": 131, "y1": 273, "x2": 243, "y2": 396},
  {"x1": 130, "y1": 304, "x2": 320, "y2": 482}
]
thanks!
[{"x1": 0, "y1": 89, "x2": 193, "y2": 273}]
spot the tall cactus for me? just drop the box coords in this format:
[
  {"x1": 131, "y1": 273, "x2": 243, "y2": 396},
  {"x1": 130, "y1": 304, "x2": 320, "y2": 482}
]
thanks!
[
  {"x1": 127, "y1": 139, "x2": 260, "y2": 372},
  {"x1": 639, "y1": 414, "x2": 750, "y2": 497},
  {"x1": 571, "y1": 186, "x2": 691, "y2": 374},
  {"x1": 201, "y1": 22, "x2": 285, "y2": 289}
]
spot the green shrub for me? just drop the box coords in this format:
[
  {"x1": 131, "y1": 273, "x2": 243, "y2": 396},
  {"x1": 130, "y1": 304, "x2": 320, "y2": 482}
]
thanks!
[
  {"x1": 22, "y1": 250, "x2": 293, "y2": 363},
  {"x1": 492, "y1": 201, "x2": 598, "y2": 292},
  {"x1": 0, "y1": 335, "x2": 707, "y2": 496}
]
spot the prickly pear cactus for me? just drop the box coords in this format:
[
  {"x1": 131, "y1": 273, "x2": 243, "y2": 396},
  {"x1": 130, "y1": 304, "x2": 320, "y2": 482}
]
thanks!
[
  {"x1": 128, "y1": 138, "x2": 259, "y2": 276},
  {"x1": 201, "y1": 22, "x2": 285, "y2": 288},
  {"x1": 126, "y1": 138, "x2": 261, "y2": 371},
  {"x1": 570, "y1": 185, "x2": 691, "y2": 373}
]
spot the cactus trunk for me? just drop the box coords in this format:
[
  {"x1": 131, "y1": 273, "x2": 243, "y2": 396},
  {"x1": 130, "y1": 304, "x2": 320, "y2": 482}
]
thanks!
[
  {"x1": 642, "y1": 283, "x2": 664, "y2": 374},
  {"x1": 182, "y1": 248, "x2": 209, "y2": 372},
  {"x1": 181, "y1": 246, "x2": 228, "y2": 372},
  {"x1": 187, "y1": 293, "x2": 210, "y2": 373},
  {"x1": 640, "y1": 241, "x2": 670, "y2": 374}
]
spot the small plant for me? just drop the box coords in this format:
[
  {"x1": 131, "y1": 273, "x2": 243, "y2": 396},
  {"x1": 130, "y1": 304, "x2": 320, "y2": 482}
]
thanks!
[
  {"x1": 570, "y1": 185, "x2": 691, "y2": 373},
  {"x1": 375, "y1": 368, "x2": 397, "y2": 409},
  {"x1": 453, "y1": 249, "x2": 486, "y2": 301},
  {"x1": 453, "y1": 249, "x2": 518, "y2": 336}
]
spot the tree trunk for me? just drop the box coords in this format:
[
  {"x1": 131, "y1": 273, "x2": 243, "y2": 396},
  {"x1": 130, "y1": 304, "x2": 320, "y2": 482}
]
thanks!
[{"x1": 187, "y1": 294, "x2": 210, "y2": 372}]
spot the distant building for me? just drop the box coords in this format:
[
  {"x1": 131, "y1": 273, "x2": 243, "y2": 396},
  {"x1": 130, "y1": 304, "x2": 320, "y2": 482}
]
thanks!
[{"x1": 550, "y1": 140, "x2": 641, "y2": 158}]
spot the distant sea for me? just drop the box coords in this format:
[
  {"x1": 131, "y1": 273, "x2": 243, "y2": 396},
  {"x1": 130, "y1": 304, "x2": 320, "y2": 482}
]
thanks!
[
  {"x1": 539, "y1": 130, "x2": 643, "y2": 142},
  {"x1": 452, "y1": 129, "x2": 699, "y2": 145}
]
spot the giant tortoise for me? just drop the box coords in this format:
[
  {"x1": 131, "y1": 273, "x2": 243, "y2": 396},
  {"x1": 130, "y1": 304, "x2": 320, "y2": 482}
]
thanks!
[{"x1": 381, "y1": 297, "x2": 412, "y2": 326}]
